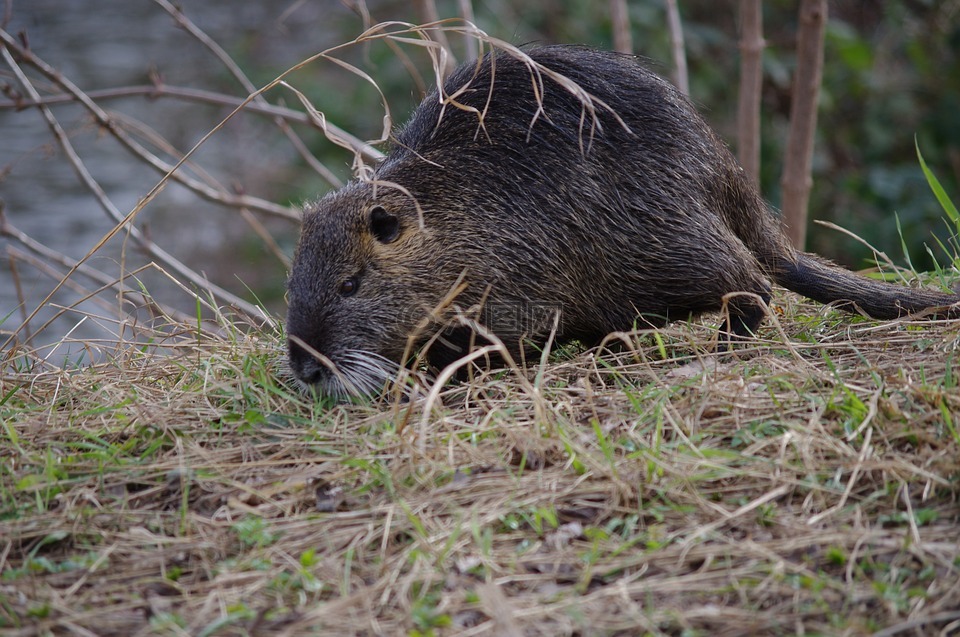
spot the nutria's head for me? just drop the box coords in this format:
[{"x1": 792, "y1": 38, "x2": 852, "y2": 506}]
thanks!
[{"x1": 285, "y1": 183, "x2": 449, "y2": 398}]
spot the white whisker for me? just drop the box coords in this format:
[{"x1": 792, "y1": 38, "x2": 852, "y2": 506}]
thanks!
[{"x1": 289, "y1": 348, "x2": 404, "y2": 401}]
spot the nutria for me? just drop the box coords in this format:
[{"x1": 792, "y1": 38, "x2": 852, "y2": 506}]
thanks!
[{"x1": 286, "y1": 45, "x2": 959, "y2": 397}]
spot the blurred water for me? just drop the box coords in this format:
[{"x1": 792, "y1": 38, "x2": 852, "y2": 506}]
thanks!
[{"x1": 0, "y1": 0, "x2": 351, "y2": 361}]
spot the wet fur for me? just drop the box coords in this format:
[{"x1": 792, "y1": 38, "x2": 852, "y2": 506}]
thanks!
[{"x1": 286, "y1": 45, "x2": 959, "y2": 396}]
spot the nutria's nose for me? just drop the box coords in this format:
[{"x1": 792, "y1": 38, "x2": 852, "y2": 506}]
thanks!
[{"x1": 288, "y1": 338, "x2": 325, "y2": 385}]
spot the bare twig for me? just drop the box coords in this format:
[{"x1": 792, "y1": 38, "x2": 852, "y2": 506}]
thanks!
[
  {"x1": 342, "y1": 0, "x2": 372, "y2": 30},
  {"x1": 781, "y1": 0, "x2": 828, "y2": 249},
  {"x1": 152, "y1": 0, "x2": 344, "y2": 188},
  {"x1": 3, "y1": 18, "x2": 584, "y2": 353},
  {"x1": 7, "y1": 248, "x2": 152, "y2": 327},
  {"x1": 0, "y1": 36, "x2": 268, "y2": 350},
  {"x1": 1, "y1": 214, "x2": 194, "y2": 326},
  {"x1": 239, "y1": 207, "x2": 292, "y2": 269},
  {"x1": 109, "y1": 110, "x2": 298, "y2": 220},
  {"x1": 0, "y1": 33, "x2": 298, "y2": 221},
  {"x1": 7, "y1": 253, "x2": 180, "y2": 355},
  {"x1": 0, "y1": 83, "x2": 385, "y2": 164}
]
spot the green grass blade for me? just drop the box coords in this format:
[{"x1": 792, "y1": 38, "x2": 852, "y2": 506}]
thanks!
[{"x1": 916, "y1": 138, "x2": 959, "y2": 223}]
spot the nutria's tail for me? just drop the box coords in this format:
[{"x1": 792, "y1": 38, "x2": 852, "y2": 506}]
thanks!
[{"x1": 773, "y1": 252, "x2": 960, "y2": 319}]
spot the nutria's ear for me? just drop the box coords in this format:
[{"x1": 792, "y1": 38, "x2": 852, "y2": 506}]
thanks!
[{"x1": 369, "y1": 206, "x2": 400, "y2": 244}]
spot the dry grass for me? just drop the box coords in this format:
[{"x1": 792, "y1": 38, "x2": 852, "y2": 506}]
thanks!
[
  {"x1": 3, "y1": 292, "x2": 960, "y2": 637},
  {"x1": 3, "y1": 6, "x2": 960, "y2": 635}
]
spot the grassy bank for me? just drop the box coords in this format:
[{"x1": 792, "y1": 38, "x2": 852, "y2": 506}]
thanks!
[
  {"x1": 2, "y1": 290, "x2": 959, "y2": 636},
  {"x1": 2, "y1": 9, "x2": 959, "y2": 635}
]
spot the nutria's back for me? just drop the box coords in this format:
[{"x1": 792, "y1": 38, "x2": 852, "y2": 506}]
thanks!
[{"x1": 286, "y1": 45, "x2": 958, "y2": 398}]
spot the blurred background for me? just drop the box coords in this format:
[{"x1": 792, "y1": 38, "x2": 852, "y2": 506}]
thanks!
[{"x1": 1, "y1": 0, "x2": 958, "y2": 359}]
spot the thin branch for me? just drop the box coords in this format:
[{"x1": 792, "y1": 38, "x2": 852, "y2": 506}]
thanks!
[
  {"x1": 0, "y1": 208, "x2": 196, "y2": 325},
  {"x1": 3, "y1": 242, "x2": 188, "y2": 353},
  {"x1": 5, "y1": 246, "x2": 171, "y2": 329},
  {"x1": 0, "y1": 38, "x2": 269, "y2": 351},
  {"x1": 239, "y1": 207, "x2": 292, "y2": 269},
  {"x1": 107, "y1": 109, "x2": 297, "y2": 222},
  {"x1": 153, "y1": 0, "x2": 345, "y2": 188},
  {"x1": 0, "y1": 83, "x2": 385, "y2": 164},
  {"x1": 0, "y1": 34, "x2": 299, "y2": 221}
]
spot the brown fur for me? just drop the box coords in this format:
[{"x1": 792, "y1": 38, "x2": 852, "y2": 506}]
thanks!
[{"x1": 286, "y1": 45, "x2": 959, "y2": 397}]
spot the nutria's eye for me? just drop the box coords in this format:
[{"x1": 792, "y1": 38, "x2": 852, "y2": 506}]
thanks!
[
  {"x1": 370, "y1": 205, "x2": 400, "y2": 244},
  {"x1": 340, "y1": 277, "x2": 359, "y2": 297}
]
